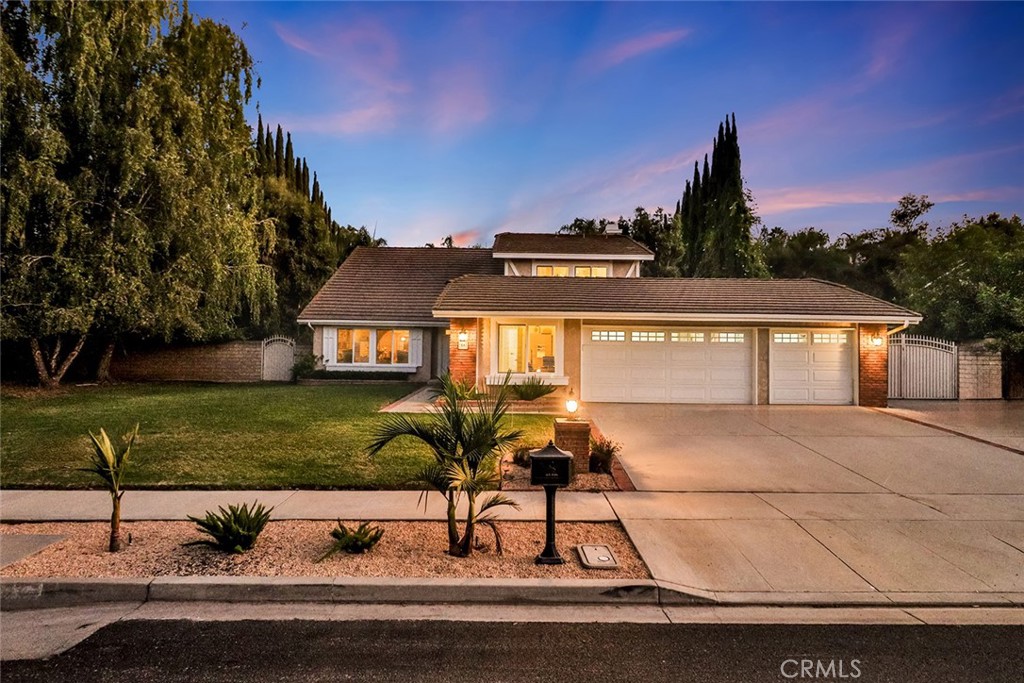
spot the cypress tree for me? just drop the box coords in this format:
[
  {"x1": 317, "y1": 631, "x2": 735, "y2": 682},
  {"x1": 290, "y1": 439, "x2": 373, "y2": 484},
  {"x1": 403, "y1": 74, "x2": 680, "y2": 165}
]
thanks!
[
  {"x1": 293, "y1": 158, "x2": 302, "y2": 193},
  {"x1": 264, "y1": 125, "x2": 274, "y2": 175},
  {"x1": 255, "y1": 113, "x2": 265, "y2": 172},
  {"x1": 274, "y1": 125, "x2": 284, "y2": 177},
  {"x1": 301, "y1": 159, "x2": 310, "y2": 199},
  {"x1": 311, "y1": 172, "x2": 320, "y2": 211},
  {"x1": 284, "y1": 133, "x2": 294, "y2": 184}
]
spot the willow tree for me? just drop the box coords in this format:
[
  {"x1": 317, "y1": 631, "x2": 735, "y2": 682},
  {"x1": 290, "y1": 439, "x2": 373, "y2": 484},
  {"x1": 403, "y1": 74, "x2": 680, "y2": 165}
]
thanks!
[{"x1": 0, "y1": 0, "x2": 274, "y2": 386}]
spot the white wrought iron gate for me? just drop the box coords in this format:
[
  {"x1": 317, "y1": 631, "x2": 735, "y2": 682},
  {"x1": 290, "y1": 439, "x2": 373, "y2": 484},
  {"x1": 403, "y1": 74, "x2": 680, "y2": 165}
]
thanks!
[
  {"x1": 262, "y1": 336, "x2": 295, "y2": 382},
  {"x1": 888, "y1": 335, "x2": 958, "y2": 399}
]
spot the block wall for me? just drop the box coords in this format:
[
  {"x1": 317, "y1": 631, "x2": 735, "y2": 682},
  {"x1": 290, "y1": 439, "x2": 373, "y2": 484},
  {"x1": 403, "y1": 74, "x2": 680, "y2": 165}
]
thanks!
[
  {"x1": 111, "y1": 342, "x2": 263, "y2": 383},
  {"x1": 958, "y1": 342, "x2": 1002, "y2": 399}
]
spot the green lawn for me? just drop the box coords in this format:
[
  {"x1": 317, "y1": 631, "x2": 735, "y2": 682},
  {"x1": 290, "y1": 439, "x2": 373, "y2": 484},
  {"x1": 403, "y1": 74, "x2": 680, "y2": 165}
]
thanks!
[{"x1": 0, "y1": 383, "x2": 555, "y2": 489}]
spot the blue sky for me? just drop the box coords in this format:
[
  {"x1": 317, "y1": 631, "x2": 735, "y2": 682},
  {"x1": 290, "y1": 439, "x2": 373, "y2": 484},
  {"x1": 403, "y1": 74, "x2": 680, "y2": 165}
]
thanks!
[{"x1": 196, "y1": 1, "x2": 1024, "y2": 246}]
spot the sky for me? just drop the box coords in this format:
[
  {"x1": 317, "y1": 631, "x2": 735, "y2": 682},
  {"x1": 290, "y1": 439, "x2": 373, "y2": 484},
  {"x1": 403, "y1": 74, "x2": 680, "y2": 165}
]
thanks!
[{"x1": 194, "y1": 1, "x2": 1024, "y2": 247}]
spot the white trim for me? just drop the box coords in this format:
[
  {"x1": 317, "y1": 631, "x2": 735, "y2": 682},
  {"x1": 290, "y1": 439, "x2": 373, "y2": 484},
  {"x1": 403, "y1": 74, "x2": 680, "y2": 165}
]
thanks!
[
  {"x1": 531, "y1": 260, "x2": 614, "y2": 277},
  {"x1": 625, "y1": 261, "x2": 639, "y2": 278},
  {"x1": 435, "y1": 310, "x2": 921, "y2": 324},
  {"x1": 505, "y1": 260, "x2": 522, "y2": 276},
  {"x1": 323, "y1": 364, "x2": 418, "y2": 373},
  {"x1": 325, "y1": 326, "x2": 422, "y2": 369},
  {"x1": 493, "y1": 251, "x2": 654, "y2": 261},
  {"x1": 302, "y1": 319, "x2": 449, "y2": 328}
]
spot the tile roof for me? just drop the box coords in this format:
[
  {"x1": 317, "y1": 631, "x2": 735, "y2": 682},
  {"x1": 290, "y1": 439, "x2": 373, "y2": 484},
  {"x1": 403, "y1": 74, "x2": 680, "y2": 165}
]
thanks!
[
  {"x1": 492, "y1": 232, "x2": 654, "y2": 258},
  {"x1": 298, "y1": 247, "x2": 502, "y2": 324},
  {"x1": 434, "y1": 276, "x2": 921, "y2": 321}
]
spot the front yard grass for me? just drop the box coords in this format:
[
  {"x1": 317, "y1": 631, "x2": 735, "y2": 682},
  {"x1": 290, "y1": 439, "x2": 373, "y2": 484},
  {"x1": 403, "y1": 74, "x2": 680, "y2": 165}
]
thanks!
[{"x1": 0, "y1": 383, "x2": 555, "y2": 490}]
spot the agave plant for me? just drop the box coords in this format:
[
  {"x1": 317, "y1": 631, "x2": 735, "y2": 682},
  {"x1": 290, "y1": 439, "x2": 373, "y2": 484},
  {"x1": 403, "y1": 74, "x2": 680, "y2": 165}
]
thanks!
[
  {"x1": 368, "y1": 373, "x2": 522, "y2": 557},
  {"x1": 80, "y1": 425, "x2": 139, "y2": 552},
  {"x1": 186, "y1": 501, "x2": 273, "y2": 554},
  {"x1": 317, "y1": 521, "x2": 385, "y2": 561}
]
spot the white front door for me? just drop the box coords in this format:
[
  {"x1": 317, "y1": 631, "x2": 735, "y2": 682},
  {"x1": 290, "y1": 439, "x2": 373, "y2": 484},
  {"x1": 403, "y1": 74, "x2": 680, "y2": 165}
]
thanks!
[
  {"x1": 770, "y1": 329, "x2": 854, "y2": 404},
  {"x1": 581, "y1": 327, "x2": 753, "y2": 404}
]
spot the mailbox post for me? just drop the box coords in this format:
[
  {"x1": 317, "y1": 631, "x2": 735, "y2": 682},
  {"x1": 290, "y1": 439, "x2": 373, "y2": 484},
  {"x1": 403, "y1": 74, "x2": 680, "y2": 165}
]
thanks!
[{"x1": 530, "y1": 440, "x2": 573, "y2": 565}]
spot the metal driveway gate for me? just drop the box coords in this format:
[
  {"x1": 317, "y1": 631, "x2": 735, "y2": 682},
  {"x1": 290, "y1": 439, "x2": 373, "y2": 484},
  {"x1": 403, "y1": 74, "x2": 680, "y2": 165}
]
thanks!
[
  {"x1": 888, "y1": 334, "x2": 958, "y2": 399},
  {"x1": 262, "y1": 336, "x2": 295, "y2": 382}
]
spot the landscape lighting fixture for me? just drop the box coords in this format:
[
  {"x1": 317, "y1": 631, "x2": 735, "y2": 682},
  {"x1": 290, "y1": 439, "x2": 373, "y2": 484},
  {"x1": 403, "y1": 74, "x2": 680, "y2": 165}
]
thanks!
[
  {"x1": 565, "y1": 388, "x2": 578, "y2": 416},
  {"x1": 871, "y1": 336, "x2": 884, "y2": 347}
]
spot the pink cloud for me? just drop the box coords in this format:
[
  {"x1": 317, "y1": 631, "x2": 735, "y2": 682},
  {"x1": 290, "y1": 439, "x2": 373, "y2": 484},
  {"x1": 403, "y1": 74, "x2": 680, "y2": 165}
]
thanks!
[
  {"x1": 450, "y1": 229, "x2": 482, "y2": 246},
  {"x1": 585, "y1": 28, "x2": 692, "y2": 73},
  {"x1": 280, "y1": 101, "x2": 397, "y2": 136},
  {"x1": 430, "y1": 66, "x2": 491, "y2": 133}
]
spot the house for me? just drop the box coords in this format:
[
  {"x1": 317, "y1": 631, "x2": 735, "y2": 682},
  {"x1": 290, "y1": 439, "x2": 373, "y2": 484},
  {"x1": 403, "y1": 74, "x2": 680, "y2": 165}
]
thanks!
[{"x1": 298, "y1": 232, "x2": 921, "y2": 407}]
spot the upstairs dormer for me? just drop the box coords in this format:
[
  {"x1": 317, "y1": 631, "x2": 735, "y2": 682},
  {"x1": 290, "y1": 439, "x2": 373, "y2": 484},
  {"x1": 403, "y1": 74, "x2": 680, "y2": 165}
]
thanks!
[{"x1": 491, "y1": 232, "x2": 654, "y2": 278}]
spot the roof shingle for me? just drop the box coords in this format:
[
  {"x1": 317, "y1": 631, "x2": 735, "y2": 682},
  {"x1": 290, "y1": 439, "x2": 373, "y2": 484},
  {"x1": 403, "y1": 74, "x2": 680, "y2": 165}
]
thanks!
[
  {"x1": 298, "y1": 247, "x2": 502, "y2": 324},
  {"x1": 492, "y1": 232, "x2": 654, "y2": 258},
  {"x1": 433, "y1": 276, "x2": 920, "y2": 321}
]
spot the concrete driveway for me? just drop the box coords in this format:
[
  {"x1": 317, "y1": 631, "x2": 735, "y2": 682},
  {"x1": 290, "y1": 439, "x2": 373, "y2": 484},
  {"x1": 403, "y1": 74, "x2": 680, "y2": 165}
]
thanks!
[{"x1": 587, "y1": 403, "x2": 1024, "y2": 604}]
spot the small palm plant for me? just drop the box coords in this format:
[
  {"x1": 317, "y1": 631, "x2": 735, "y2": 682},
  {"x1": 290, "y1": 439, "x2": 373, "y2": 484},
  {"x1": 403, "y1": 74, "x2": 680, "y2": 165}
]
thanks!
[
  {"x1": 368, "y1": 373, "x2": 522, "y2": 557},
  {"x1": 80, "y1": 425, "x2": 139, "y2": 552}
]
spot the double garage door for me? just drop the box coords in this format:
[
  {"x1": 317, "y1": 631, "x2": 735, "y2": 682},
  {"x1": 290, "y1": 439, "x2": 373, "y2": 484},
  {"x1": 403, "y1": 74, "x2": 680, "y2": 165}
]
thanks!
[{"x1": 581, "y1": 327, "x2": 853, "y2": 405}]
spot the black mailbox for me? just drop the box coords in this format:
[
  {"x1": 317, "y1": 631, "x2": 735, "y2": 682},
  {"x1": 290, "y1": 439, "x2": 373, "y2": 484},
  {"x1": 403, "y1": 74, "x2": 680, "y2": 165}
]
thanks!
[{"x1": 530, "y1": 441, "x2": 573, "y2": 487}]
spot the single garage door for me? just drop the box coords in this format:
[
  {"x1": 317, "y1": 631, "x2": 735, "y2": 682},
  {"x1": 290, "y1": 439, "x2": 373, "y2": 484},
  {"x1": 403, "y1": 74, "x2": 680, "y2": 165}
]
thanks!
[
  {"x1": 770, "y1": 329, "x2": 854, "y2": 404},
  {"x1": 581, "y1": 327, "x2": 753, "y2": 403}
]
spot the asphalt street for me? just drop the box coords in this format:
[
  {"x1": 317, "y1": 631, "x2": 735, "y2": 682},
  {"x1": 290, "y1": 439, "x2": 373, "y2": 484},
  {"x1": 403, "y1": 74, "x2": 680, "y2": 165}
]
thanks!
[{"x1": 3, "y1": 619, "x2": 1021, "y2": 683}]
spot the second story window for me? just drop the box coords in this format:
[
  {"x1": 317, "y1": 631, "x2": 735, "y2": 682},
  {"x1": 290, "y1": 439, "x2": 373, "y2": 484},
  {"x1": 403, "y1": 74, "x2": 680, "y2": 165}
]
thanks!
[
  {"x1": 536, "y1": 265, "x2": 569, "y2": 277},
  {"x1": 574, "y1": 266, "x2": 608, "y2": 277}
]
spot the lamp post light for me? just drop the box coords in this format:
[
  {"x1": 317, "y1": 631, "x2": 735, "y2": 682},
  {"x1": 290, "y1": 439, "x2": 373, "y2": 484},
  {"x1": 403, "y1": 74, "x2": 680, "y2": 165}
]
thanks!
[
  {"x1": 565, "y1": 388, "x2": 579, "y2": 417},
  {"x1": 529, "y1": 440, "x2": 573, "y2": 565}
]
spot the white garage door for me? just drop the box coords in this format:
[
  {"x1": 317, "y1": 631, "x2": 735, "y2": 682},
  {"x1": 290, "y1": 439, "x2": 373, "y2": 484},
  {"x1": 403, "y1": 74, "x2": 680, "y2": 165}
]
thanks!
[
  {"x1": 581, "y1": 328, "x2": 753, "y2": 404},
  {"x1": 770, "y1": 329, "x2": 854, "y2": 404}
]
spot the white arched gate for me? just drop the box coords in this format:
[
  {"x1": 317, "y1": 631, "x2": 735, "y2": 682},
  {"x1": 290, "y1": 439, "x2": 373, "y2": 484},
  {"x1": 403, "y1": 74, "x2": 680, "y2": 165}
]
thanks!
[
  {"x1": 262, "y1": 336, "x2": 296, "y2": 382},
  {"x1": 888, "y1": 334, "x2": 958, "y2": 399}
]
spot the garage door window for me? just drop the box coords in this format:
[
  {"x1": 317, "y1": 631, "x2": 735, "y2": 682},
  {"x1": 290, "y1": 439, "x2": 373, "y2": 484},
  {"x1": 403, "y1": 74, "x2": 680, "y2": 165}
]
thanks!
[
  {"x1": 591, "y1": 330, "x2": 625, "y2": 342},
  {"x1": 813, "y1": 332, "x2": 848, "y2": 344},
  {"x1": 631, "y1": 331, "x2": 665, "y2": 342},
  {"x1": 711, "y1": 332, "x2": 745, "y2": 343},
  {"x1": 671, "y1": 331, "x2": 705, "y2": 343},
  {"x1": 773, "y1": 332, "x2": 806, "y2": 344}
]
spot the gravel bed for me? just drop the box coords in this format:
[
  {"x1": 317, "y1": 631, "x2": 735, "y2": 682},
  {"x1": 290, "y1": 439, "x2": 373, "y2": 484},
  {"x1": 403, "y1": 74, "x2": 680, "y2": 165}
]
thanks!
[{"x1": 0, "y1": 521, "x2": 649, "y2": 580}]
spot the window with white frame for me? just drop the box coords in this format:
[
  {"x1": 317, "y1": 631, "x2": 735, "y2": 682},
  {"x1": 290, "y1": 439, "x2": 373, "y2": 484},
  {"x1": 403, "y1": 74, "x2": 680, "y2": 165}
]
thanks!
[
  {"x1": 813, "y1": 332, "x2": 849, "y2": 344},
  {"x1": 335, "y1": 328, "x2": 410, "y2": 365},
  {"x1": 773, "y1": 332, "x2": 806, "y2": 344},
  {"x1": 498, "y1": 324, "x2": 556, "y2": 373},
  {"x1": 591, "y1": 330, "x2": 625, "y2": 342},
  {"x1": 671, "y1": 331, "x2": 705, "y2": 343},
  {"x1": 535, "y1": 265, "x2": 569, "y2": 277},
  {"x1": 631, "y1": 331, "x2": 665, "y2": 342},
  {"x1": 711, "y1": 332, "x2": 745, "y2": 343}
]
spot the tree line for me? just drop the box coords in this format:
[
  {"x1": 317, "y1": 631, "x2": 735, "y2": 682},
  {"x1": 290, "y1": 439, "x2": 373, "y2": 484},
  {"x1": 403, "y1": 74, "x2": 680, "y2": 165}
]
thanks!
[
  {"x1": 561, "y1": 117, "x2": 1023, "y2": 353},
  {"x1": 0, "y1": 1, "x2": 379, "y2": 386}
]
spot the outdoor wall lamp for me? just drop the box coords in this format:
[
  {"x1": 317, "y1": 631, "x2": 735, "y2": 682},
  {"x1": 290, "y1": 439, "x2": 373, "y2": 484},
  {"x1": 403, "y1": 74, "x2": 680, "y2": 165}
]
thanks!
[
  {"x1": 565, "y1": 388, "x2": 578, "y2": 416},
  {"x1": 457, "y1": 331, "x2": 469, "y2": 350},
  {"x1": 871, "y1": 336, "x2": 884, "y2": 347}
]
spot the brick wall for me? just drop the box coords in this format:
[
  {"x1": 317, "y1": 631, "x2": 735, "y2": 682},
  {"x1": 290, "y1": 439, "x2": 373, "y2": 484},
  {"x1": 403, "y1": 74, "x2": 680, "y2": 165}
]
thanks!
[
  {"x1": 449, "y1": 318, "x2": 478, "y2": 385},
  {"x1": 858, "y1": 323, "x2": 888, "y2": 407},
  {"x1": 554, "y1": 419, "x2": 591, "y2": 477},
  {"x1": 958, "y1": 341, "x2": 1002, "y2": 399},
  {"x1": 111, "y1": 342, "x2": 263, "y2": 383}
]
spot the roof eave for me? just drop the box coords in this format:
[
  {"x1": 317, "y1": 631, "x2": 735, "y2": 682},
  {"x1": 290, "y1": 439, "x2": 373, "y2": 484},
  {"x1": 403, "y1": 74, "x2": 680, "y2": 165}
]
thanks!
[
  {"x1": 432, "y1": 309, "x2": 923, "y2": 325},
  {"x1": 298, "y1": 318, "x2": 451, "y2": 327},
  {"x1": 491, "y1": 252, "x2": 655, "y2": 261}
]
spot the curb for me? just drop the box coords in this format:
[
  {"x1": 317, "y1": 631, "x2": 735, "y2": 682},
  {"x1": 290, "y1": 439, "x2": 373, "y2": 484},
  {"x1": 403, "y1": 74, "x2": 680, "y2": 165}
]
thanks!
[{"x1": 0, "y1": 577, "x2": 711, "y2": 611}]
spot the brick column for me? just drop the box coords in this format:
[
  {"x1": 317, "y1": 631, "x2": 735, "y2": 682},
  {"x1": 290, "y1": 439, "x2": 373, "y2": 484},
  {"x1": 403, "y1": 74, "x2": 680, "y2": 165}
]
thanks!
[
  {"x1": 554, "y1": 418, "x2": 590, "y2": 477},
  {"x1": 858, "y1": 323, "x2": 888, "y2": 407},
  {"x1": 448, "y1": 318, "x2": 478, "y2": 385}
]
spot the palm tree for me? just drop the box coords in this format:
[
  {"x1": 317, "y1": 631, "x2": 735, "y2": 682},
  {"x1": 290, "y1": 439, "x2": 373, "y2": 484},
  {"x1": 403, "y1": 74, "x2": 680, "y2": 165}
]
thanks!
[
  {"x1": 80, "y1": 425, "x2": 139, "y2": 552},
  {"x1": 368, "y1": 373, "x2": 522, "y2": 557}
]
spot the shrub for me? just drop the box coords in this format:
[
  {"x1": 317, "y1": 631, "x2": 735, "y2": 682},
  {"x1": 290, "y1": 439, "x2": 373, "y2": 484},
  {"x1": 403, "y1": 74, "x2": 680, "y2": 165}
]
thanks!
[
  {"x1": 186, "y1": 501, "x2": 273, "y2": 553},
  {"x1": 291, "y1": 353, "x2": 321, "y2": 381},
  {"x1": 589, "y1": 436, "x2": 621, "y2": 474},
  {"x1": 318, "y1": 521, "x2": 385, "y2": 561},
  {"x1": 511, "y1": 445, "x2": 535, "y2": 468},
  {"x1": 300, "y1": 369, "x2": 412, "y2": 381},
  {"x1": 510, "y1": 376, "x2": 557, "y2": 401},
  {"x1": 80, "y1": 424, "x2": 139, "y2": 552}
]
